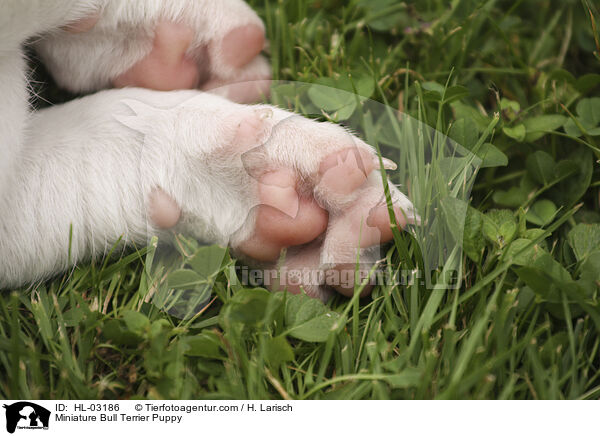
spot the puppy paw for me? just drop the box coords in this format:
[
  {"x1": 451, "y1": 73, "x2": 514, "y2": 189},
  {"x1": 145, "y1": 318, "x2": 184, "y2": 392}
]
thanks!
[
  {"x1": 34, "y1": 0, "x2": 271, "y2": 101},
  {"x1": 161, "y1": 103, "x2": 417, "y2": 300},
  {"x1": 90, "y1": 91, "x2": 415, "y2": 301}
]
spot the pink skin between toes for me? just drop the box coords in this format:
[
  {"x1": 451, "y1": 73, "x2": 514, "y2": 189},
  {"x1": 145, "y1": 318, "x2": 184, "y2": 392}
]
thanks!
[{"x1": 113, "y1": 22, "x2": 200, "y2": 91}]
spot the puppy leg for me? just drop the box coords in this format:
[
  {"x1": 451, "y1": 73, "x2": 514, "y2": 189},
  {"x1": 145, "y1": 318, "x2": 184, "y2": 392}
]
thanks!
[
  {"x1": 0, "y1": 0, "x2": 105, "y2": 199},
  {"x1": 0, "y1": 0, "x2": 105, "y2": 46},
  {"x1": 0, "y1": 53, "x2": 27, "y2": 201},
  {"x1": 0, "y1": 88, "x2": 269, "y2": 288},
  {"x1": 0, "y1": 88, "x2": 415, "y2": 300}
]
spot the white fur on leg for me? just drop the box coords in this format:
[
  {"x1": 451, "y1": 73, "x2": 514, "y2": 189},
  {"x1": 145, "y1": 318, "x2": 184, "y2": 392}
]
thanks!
[
  {"x1": 0, "y1": 52, "x2": 27, "y2": 202},
  {"x1": 0, "y1": 89, "x2": 263, "y2": 287},
  {"x1": 0, "y1": 0, "x2": 106, "y2": 47},
  {"x1": 0, "y1": 0, "x2": 106, "y2": 211},
  {"x1": 0, "y1": 87, "x2": 416, "y2": 292}
]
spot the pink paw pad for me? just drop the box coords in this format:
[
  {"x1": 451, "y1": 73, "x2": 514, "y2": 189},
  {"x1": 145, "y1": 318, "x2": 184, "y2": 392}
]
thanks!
[
  {"x1": 269, "y1": 241, "x2": 326, "y2": 298},
  {"x1": 238, "y1": 169, "x2": 328, "y2": 262},
  {"x1": 318, "y1": 147, "x2": 376, "y2": 195},
  {"x1": 219, "y1": 24, "x2": 265, "y2": 69},
  {"x1": 324, "y1": 196, "x2": 408, "y2": 257},
  {"x1": 113, "y1": 22, "x2": 199, "y2": 91},
  {"x1": 327, "y1": 263, "x2": 375, "y2": 298},
  {"x1": 366, "y1": 203, "x2": 408, "y2": 243},
  {"x1": 230, "y1": 108, "x2": 272, "y2": 152},
  {"x1": 321, "y1": 191, "x2": 409, "y2": 297},
  {"x1": 148, "y1": 187, "x2": 181, "y2": 229}
]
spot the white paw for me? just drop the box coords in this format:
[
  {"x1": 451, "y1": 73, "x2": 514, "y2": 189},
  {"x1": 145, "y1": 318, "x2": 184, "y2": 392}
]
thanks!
[
  {"x1": 33, "y1": 0, "x2": 270, "y2": 102},
  {"x1": 0, "y1": 88, "x2": 416, "y2": 299},
  {"x1": 113, "y1": 90, "x2": 417, "y2": 300}
]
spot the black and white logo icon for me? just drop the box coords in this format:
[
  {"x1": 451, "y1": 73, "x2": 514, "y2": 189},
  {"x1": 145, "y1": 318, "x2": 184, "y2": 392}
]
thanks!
[{"x1": 2, "y1": 402, "x2": 50, "y2": 434}]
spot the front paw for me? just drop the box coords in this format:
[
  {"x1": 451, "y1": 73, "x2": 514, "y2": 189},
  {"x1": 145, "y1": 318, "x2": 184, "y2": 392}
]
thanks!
[
  {"x1": 133, "y1": 99, "x2": 416, "y2": 301},
  {"x1": 34, "y1": 0, "x2": 271, "y2": 102},
  {"x1": 235, "y1": 135, "x2": 414, "y2": 300}
]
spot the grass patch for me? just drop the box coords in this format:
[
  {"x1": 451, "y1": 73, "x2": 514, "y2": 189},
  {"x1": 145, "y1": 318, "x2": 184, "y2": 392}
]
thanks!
[{"x1": 2, "y1": 0, "x2": 600, "y2": 399}]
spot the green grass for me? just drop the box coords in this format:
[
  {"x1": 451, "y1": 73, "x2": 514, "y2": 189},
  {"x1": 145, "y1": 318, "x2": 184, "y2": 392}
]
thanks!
[{"x1": 3, "y1": 0, "x2": 600, "y2": 399}]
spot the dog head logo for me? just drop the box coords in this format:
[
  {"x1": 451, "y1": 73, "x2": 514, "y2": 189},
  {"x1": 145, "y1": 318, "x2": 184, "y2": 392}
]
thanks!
[{"x1": 2, "y1": 402, "x2": 50, "y2": 434}]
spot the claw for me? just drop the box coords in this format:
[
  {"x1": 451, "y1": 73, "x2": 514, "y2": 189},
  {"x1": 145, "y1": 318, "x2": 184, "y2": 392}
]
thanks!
[
  {"x1": 256, "y1": 107, "x2": 273, "y2": 120},
  {"x1": 380, "y1": 157, "x2": 397, "y2": 171}
]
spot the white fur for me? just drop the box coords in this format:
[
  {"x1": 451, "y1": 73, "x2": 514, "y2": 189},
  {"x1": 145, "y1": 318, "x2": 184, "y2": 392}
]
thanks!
[
  {"x1": 0, "y1": 0, "x2": 264, "y2": 287},
  {"x1": 0, "y1": 87, "x2": 415, "y2": 287},
  {"x1": 0, "y1": 0, "x2": 415, "y2": 290},
  {"x1": 33, "y1": 0, "x2": 264, "y2": 92},
  {"x1": 0, "y1": 0, "x2": 105, "y2": 200}
]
